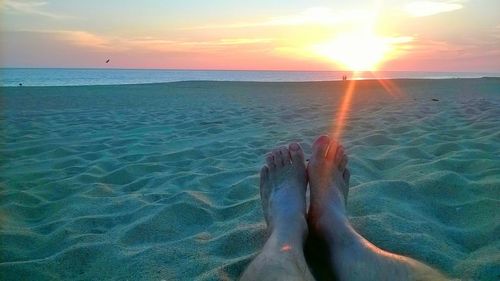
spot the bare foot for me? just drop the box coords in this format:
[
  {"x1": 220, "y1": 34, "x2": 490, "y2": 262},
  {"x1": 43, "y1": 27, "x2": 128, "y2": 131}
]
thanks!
[
  {"x1": 306, "y1": 135, "x2": 445, "y2": 281},
  {"x1": 241, "y1": 143, "x2": 315, "y2": 281},
  {"x1": 307, "y1": 135, "x2": 350, "y2": 234},
  {"x1": 260, "y1": 143, "x2": 308, "y2": 238}
]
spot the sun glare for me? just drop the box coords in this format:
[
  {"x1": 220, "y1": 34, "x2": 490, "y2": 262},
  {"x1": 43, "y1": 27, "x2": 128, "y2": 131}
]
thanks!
[{"x1": 312, "y1": 29, "x2": 393, "y2": 71}]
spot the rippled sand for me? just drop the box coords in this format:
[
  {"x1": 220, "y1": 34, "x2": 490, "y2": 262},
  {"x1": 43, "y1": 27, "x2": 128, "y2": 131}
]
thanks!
[{"x1": 1, "y1": 79, "x2": 499, "y2": 280}]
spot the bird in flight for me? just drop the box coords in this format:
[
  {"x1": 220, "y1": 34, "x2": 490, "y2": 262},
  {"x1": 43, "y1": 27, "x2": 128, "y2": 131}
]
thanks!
[{"x1": 106, "y1": 59, "x2": 110, "y2": 63}]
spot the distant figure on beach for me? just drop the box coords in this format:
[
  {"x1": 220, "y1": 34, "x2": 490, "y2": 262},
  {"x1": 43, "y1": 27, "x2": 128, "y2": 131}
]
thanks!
[
  {"x1": 342, "y1": 75, "x2": 347, "y2": 81},
  {"x1": 241, "y1": 135, "x2": 446, "y2": 281}
]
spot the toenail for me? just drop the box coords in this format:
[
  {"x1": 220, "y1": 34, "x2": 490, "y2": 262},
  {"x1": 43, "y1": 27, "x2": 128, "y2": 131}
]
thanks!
[{"x1": 290, "y1": 143, "x2": 299, "y2": 151}]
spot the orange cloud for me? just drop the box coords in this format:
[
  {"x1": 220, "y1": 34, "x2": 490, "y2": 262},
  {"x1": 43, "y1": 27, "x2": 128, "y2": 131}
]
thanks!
[
  {"x1": 55, "y1": 30, "x2": 112, "y2": 50},
  {"x1": 31, "y1": 30, "x2": 274, "y2": 55}
]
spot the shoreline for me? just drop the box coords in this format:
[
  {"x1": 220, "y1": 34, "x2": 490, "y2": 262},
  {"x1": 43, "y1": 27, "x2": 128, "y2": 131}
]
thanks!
[{"x1": 1, "y1": 76, "x2": 500, "y2": 89}]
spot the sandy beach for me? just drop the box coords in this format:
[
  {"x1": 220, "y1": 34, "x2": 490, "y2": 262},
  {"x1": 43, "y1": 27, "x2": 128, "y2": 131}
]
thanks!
[{"x1": 1, "y1": 78, "x2": 499, "y2": 280}]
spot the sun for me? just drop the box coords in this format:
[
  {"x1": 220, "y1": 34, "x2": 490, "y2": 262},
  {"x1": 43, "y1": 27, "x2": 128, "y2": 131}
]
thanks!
[{"x1": 312, "y1": 29, "x2": 394, "y2": 71}]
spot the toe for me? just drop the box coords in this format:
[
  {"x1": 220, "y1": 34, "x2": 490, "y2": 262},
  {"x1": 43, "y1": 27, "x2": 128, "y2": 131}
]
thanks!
[
  {"x1": 312, "y1": 135, "x2": 330, "y2": 160},
  {"x1": 289, "y1": 142, "x2": 305, "y2": 165},
  {"x1": 279, "y1": 146, "x2": 291, "y2": 166},
  {"x1": 326, "y1": 140, "x2": 340, "y2": 161},
  {"x1": 272, "y1": 149, "x2": 283, "y2": 167},
  {"x1": 265, "y1": 154, "x2": 275, "y2": 169}
]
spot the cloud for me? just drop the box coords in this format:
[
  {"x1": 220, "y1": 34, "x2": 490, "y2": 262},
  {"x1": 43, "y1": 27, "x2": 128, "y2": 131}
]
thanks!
[
  {"x1": 124, "y1": 37, "x2": 274, "y2": 53},
  {"x1": 54, "y1": 30, "x2": 112, "y2": 49},
  {"x1": 410, "y1": 39, "x2": 465, "y2": 53},
  {"x1": 1, "y1": 0, "x2": 73, "y2": 19},
  {"x1": 404, "y1": 1, "x2": 464, "y2": 17},
  {"x1": 182, "y1": 7, "x2": 372, "y2": 30},
  {"x1": 266, "y1": 7, "x2": 370, "y2": 26},
  {"x1": 18, "y1": 29, "x2": 274, "y2": 54},
  {"x1": 492, "y1": 25, "x2": 500, "y2": 39}
]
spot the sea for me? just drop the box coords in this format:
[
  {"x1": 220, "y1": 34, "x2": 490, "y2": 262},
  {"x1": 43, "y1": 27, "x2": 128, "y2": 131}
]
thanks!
[{"x1": 1, "y1": 68, "x2": 499, "y2": 87}]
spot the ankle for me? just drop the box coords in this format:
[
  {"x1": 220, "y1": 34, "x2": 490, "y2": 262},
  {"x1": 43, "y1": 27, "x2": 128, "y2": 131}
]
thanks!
[
  {"x1": 310, "y1": 202, "x2": 346, "y2": 228},
  {"x1": 311, "y1": 206, "x2": 357, "y2": 245},
  {"x1": 270, "y1": 214, "x2": 308, "y2": 242}
]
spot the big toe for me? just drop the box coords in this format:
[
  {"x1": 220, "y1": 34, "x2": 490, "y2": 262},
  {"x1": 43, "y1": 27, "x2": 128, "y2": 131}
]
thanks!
[
  {"x1": 311, "y1": 135, "x2": 330, "y2": 161},
  {"x1": 289, "y1": 142, "x2": 305, "y2": 167},
  {"x1": 279, "y1": 146, "x2": 291, "y2": 166},
  {"x1": 272, "y1": 148, "x2": 284, "y2": 168}
]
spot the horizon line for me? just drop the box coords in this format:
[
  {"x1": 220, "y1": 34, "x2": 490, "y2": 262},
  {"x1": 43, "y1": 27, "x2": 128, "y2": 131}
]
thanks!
[{"x1": 2, "y1": 67, "x2": 500, "y2": 74}]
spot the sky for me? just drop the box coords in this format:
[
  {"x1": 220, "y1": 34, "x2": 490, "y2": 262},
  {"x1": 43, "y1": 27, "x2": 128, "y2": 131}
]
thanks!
[{"x1": 1, "y1": 0, "x2": 499, "y2": 71}]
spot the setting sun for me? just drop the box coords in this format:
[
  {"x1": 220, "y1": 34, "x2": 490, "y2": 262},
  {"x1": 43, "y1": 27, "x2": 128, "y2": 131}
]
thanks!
[{"x1": 312, "y1": 29, "x2": 402, "y2": 71}]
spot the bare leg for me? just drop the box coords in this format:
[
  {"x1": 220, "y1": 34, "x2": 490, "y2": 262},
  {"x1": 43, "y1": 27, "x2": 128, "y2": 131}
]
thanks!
[
  {"x1": 241, "y1": 143, "x2": 315, "y2": 281},
  {"x1": 307, "y1": 135, "x2": 446, "y2": 281}
]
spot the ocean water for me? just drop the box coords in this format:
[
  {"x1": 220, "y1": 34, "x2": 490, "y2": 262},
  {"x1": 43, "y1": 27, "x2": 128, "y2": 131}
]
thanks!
[{"x1": 1, "y1": 68, "x2": 499, "y2": 87}]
